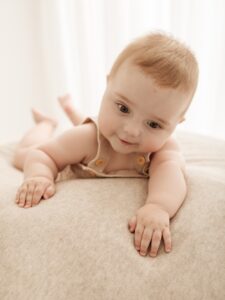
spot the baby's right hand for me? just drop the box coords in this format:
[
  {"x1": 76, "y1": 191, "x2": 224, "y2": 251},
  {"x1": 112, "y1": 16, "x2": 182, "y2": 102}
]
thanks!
[{"x1": 15, "y1": 176, "x2": 56, "y2": 208}]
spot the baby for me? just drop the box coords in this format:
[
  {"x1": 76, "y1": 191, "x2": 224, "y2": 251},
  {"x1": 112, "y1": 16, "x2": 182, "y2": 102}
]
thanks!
[{"x1": 13, "y1": 32, "x2": 199, "y2": 258}]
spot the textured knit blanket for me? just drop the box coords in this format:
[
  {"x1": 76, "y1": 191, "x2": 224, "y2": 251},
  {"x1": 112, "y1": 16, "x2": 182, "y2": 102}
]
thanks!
[{"x1": 0, "y1": 131, "x2": 225, "y2": 300}]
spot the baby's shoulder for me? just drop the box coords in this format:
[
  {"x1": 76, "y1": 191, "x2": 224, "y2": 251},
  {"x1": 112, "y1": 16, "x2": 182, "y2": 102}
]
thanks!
[
  {"x1": 80, "y1": 121, "x2": 97, "y2": 136},
  {"x1": 150, "y1": 137, "x2": 181, "y2": 161},
  {"x1": 77, "y1": 121, "x2": 98, "y2": 146},
  {"x1": 155, "y1": 136, "x2": 180, "y2": 154},
  {"x1": 58, "y1": 122, "x2": 98, "y2": 159},
  {"x1": 150, "y1": 136, "x2": 184, "y2": 168},
  {"x1": 77, "y1": 122, "x2": 98, "y2": 162}
]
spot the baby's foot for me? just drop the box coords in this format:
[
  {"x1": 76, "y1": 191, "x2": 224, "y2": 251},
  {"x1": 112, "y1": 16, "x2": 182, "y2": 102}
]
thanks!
[
  {"x1": 58, "y1": 94, "x2": 74, "y2": 113},
  {"x1": 58, "y1": 94, "x2": 84, "y2": 125},
  {"x1": 31, "y1": 108, "x2": 58, "y2": 128}
]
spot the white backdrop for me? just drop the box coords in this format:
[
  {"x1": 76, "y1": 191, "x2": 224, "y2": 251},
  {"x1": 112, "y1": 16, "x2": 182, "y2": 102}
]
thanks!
[{"x1": 0, "y1": 0, "x2": 225, "y2": 143}]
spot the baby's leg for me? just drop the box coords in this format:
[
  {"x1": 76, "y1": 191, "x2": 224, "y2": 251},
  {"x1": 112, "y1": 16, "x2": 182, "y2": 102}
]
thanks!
[
  {"x1": 12, "y1": 109, "x2": 58, "y2": 171},
  {"x1": 58, "y1": 94, "x2": 85, "y2": 126}
]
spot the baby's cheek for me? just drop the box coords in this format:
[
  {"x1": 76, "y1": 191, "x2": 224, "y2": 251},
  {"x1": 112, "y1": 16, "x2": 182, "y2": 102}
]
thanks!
[
  {"x1": 98, "y1": 117, "x2": 112, "y2": 138},
  {"x1": 144, "y1": 138, "x2": 165, "y2": 153}
]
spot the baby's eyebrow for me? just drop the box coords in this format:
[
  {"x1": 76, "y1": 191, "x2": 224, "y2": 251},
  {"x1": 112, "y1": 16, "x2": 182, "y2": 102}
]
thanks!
[
  {"x1": 151, "y1": 116, "x2": 171, "y2": 127},
  {"x1": 114, "y1": 92, "x2": 134, "y2": 105}
]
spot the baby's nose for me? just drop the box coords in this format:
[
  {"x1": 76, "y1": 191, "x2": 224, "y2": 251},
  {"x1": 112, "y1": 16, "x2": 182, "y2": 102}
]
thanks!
[{"x1": 124, "y1": 122, "x2": 141, "y2": 138}]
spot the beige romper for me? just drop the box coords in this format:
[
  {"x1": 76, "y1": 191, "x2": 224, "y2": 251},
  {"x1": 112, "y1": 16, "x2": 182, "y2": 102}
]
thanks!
[{"x1": 57, "y1": 117, "x2": 151, "y2": 181}]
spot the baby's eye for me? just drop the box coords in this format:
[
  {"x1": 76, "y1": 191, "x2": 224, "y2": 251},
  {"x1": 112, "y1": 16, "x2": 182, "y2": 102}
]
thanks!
[
  {"x1": 117, "y1": 103, "x2": 129, "y2": 114},
  {"x1": 147, "y1": 121, "x2": 161, "y2": 129}
]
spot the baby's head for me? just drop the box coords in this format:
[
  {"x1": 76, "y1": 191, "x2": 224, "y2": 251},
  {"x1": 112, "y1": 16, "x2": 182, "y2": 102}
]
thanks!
[{"x1": 98, "y1": 32, "x2": 199, "y2": 154}]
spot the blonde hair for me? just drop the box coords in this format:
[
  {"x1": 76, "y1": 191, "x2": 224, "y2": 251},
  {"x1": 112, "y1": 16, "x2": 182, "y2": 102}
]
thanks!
[{"x1": 108, "y1": 32, "x2": 199, "y2": 95}]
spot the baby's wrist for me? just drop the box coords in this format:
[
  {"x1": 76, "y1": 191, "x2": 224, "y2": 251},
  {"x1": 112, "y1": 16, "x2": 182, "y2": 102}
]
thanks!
[
  {"x1": 146, "y1": 192, "x2": 174, "y2": 211},
  {"x1": 144, "y1": 201, "x2": 170, "y2": 217}
]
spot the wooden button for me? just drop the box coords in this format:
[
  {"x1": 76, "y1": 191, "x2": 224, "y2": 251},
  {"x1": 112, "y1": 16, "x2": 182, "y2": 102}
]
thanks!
[
  {"x1": 88, "y1": 170, "x2": 96, "y2": 177},
  {"x1": 95, "y1": 159, "x2": 104, "y2": 166},
  {"x1": 136, "y1": 156, "x2": 146, "y2": 166}
]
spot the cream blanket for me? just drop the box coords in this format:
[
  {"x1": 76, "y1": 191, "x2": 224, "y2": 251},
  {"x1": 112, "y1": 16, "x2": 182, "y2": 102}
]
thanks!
[{"x1": 0, "y1": 131, "x2": 225, "y2": 299}]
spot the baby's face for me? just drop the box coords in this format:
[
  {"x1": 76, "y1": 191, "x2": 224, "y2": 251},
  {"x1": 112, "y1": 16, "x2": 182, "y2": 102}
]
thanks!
[{"x1": 98, "y1": 60, "x2": 191, "y2": 154}]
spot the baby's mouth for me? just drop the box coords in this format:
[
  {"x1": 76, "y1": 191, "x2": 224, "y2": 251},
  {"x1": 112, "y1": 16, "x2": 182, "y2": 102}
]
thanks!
[{"x1": 119, "y1": 138, "x2": 135, "y2": 145}]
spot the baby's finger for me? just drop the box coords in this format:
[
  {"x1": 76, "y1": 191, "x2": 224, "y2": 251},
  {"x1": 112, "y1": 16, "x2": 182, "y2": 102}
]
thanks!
[
  {"x1": 24, "y1": 183, "x2": 35, "y2": 208},
  {"x1": 15, "y1": 189, "x2": 21, "y2": 203},
  {"x1": 134, "y1": 223, "x2": 144, "y2": 251},
  {"x1": 139, "y1": 227, "x2": 153, "y2": 256},
  {"x1": 17, "y1": 185, "x2": 28, "y2": 207},
  {"x1": 163, "y1": 227, "x2": 172, "y2": 253},
  {"x1": 149, "y1": 229, "x2": 162, "y2": 257},
  {"x1": 128, "y1": 215, "x2": 137, "y2": 233},
  {"x1": 43, "y1": 184, "x2": 55, "y2": 200},
  {"x1": 32, "y1": 184, "x2": 45, "y2": 206}
]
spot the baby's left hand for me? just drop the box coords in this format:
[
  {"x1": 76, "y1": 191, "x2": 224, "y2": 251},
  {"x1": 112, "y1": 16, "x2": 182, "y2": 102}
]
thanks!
[{"x1": 128, "y1": 203, "x2": 171, "y2": 257}]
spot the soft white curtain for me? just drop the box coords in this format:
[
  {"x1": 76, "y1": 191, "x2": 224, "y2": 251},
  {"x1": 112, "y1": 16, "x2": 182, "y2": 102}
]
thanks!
[
  {"x1": 1, "y1": 0, "x2": 225, "y2": 142},
  {"x1": 40, "y1": 0, "x2": 225, "y2": 139}
]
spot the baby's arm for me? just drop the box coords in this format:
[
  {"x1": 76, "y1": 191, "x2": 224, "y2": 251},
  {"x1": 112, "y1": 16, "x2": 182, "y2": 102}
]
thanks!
[
  {"x1": 129, "y1": 137, "x2": 187, "y2": 257},
  {"x1": 16, "y1": 123, "x2": 97, "y2": 208},
  {"x1": 146, "y1": 138, "x2": 186, "y2": 217}
]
